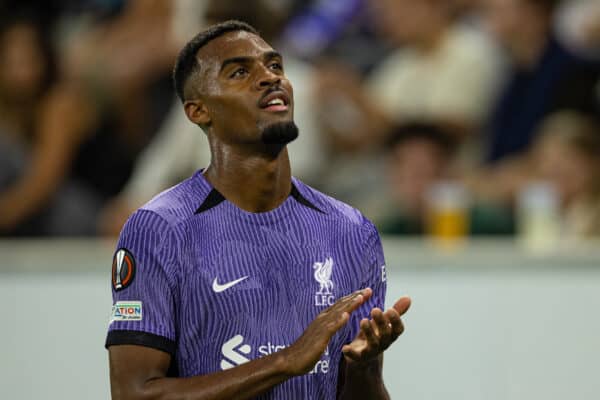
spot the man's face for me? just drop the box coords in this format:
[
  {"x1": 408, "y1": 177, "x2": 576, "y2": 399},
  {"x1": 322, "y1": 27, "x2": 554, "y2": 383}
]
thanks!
[{"x1": 191, "y1": 31, "x2": 295, "y2": 146}]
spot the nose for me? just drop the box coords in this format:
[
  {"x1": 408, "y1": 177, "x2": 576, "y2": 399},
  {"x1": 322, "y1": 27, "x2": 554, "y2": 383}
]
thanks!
[{"x1": 256, "y1": 66, "x2": 281, "y2": 89}]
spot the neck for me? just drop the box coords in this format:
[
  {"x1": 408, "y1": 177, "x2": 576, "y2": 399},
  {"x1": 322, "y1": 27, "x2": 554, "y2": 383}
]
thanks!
[{"x1": 204, "y1": 142, "x2": 292, "y2": 213}]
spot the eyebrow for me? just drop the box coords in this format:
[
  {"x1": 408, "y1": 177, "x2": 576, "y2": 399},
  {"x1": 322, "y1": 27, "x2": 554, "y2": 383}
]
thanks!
[{"x1": 219, "y1": 51, "x2": 283, "y2": 73}]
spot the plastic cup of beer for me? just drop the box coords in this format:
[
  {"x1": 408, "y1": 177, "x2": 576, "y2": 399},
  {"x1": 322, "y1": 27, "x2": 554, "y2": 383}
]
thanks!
[{"x1": 425, "y1": 181, "x2": 469, "y2": 246}]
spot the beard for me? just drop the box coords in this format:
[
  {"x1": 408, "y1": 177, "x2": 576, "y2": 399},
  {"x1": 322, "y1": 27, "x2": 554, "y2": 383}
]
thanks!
[{"x1": 260, "y1": 121, "x2": 299, "y2": 145}]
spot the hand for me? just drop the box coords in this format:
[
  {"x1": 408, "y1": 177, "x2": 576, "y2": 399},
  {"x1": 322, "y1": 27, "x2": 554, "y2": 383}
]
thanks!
[
  {"x1": 281, "y1": 288, "x2": 373, "y2": 376},
  {"x1": 342, "y1": 296, "x2": 411, "y2": 365}
]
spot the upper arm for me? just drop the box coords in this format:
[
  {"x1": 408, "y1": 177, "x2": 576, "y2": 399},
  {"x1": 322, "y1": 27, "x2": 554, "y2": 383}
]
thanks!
[{"x1": 106, "y1": 210, "x2": 180, "y2": 381}]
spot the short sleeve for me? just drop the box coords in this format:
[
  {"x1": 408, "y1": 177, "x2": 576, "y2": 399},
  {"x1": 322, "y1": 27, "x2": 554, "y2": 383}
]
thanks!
[
  {"x1": 105, "y1": 210, "x2": 180, "y2": 356},
  {"x1": 347, "y1": 219, "x2": 388, "y2": 342}
]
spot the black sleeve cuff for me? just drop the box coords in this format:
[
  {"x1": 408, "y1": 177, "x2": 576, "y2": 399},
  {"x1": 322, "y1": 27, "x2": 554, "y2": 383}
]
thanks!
[{"x1": 105, "y1": 330, "x2": 176, "y2": 357}]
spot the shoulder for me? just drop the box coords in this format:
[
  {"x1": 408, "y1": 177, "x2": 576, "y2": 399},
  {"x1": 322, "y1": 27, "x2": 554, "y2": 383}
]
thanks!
[
  {"x1": 120, "y1": 171, "x2": 210, "y2": 240},
  {"x1": 136, "y1": 172, "x2": 209, "y2": 225},
  {"x1": 292, "y1": 178, "x2": 379, "y2": 237}
]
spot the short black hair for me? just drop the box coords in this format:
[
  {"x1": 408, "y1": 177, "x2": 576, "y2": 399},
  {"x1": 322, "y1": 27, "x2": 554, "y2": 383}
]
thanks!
[
  {"x1": 172, "y1": 20, "x2": 259, "y2": 103},
  {"x1": 385, "y1": 122, "x2": 457, "y2": 156}
]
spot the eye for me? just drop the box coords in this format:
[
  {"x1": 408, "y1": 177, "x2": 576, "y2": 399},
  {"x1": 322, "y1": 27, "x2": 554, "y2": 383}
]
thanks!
[
  {"x1": 230, "y1": 67, "x2": 248, "y2": 78},
  {"x1": 269, "y1": 62, "x2": 283, "y2": 72}
]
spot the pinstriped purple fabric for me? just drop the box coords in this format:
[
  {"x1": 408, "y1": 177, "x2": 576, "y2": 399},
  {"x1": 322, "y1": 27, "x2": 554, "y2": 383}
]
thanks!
[{"x1": 106, "y1": 170, "x2": 387, "y2": 399}]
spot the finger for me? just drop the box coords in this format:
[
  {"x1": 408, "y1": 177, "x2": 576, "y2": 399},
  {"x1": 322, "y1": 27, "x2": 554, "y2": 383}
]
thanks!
[
  {"x1": 321, "y1": 291, "x2": 365, "y2": 327},
  {"x1": 332, "y1": 288, "x2": 372, "y2": 313},
  {"x1": 361, "y1": 318, "x2": 379, "y2": 348},
  {"x1": 372, "y1": 308, "x2": 391, "y2": 338},
  {"x1": 392, "y1": 296, "x2": 411, "y2": 316},
  {"x1": 360, "y1": 287, "x2": 373, "y2": 302},
  {"x1": 385, "y1": 308, "x2": 404, "y2": 341},
  {"x1": 327, "y1": 291, "x2": 362, "y2": 313}
]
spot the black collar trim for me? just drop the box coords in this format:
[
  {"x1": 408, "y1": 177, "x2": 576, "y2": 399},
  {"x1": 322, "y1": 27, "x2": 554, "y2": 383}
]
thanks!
[
  {"x1": 195, "y1": 183, "x2": 324, "y2": 214},
  {"x1": 195, "y1": 189, "x2": 226, "y2": 214},
  {"x1": 290, "y1": 184, "x2": 325, "y2": 214}
]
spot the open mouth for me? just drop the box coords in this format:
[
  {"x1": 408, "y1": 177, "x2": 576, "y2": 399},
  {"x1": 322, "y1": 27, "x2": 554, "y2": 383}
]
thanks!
[{"x1": 259, "y1": 90, "x2": 290, "y2": 112}]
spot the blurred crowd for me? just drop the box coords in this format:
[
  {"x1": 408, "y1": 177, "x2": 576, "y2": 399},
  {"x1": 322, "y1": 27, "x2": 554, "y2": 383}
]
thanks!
[{"x1": 1, "y1": 0, "x2": 600, "y2": 243}]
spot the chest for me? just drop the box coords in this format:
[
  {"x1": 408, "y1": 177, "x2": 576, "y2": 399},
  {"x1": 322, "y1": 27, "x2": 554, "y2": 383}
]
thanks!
[
  {"x1": 186, "y1": 238, "x2": 360, "y2": 328},
  {"x1": 173, "y1": 220, "x2": 365, "y2": 379}
]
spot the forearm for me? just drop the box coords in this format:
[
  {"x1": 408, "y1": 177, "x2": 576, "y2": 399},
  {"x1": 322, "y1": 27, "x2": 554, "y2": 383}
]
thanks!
[
  {"x1": 0, "y1": 84, "x2": 93, "y2": 230},
  {"x1": 114, "y1": 351, "x2": 294, "y2": 400},
  {"x1": 338, "y1": 357, "x2": 389, "y2": 400},
  {"x1": 0, "y1": 144, "x2": 72, "y2": 229}
]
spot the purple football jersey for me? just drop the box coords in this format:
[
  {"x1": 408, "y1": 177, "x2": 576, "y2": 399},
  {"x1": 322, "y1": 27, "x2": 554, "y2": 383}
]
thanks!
[{"x1": 106, "y1": 170, "x2": 387, "y2": 399}]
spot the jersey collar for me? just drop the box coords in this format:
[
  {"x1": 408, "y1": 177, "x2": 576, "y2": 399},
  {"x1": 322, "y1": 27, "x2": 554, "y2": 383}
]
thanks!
[{"x1": 195, "y1": 183, "x2": 323, "y2": 214}]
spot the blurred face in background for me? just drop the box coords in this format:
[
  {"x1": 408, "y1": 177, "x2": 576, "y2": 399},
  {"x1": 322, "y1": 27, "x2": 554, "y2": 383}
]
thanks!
[
  {"x1": 481, "y1": 0, "x2": 550, "y2": 58},
  {"x1": 534, "y1": 133, "x2": 599, "y2": 207},
  {"x1": 203, "y1": 0, "x2": 286, "y2": 41},
  {"x1": 370, "y1": 0, "x2": 446, "y2": 47},
  {"x1": 0, "y1": 23, "x2": 46, "y2": 102},
  {"x1": 387, "y1": 137, "x2": 447, "y2": 213}
]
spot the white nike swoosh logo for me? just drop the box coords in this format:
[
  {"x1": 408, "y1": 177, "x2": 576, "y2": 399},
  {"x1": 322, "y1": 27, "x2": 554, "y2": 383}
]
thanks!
[{"x1": 212, "y1": 276, "x2": 249, "y2": 293}]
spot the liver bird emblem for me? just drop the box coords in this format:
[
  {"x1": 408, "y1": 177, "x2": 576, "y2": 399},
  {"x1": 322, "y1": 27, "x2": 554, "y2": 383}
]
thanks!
[{"x1": 313, "y1": 257, "x2": 334, "y2": 295}]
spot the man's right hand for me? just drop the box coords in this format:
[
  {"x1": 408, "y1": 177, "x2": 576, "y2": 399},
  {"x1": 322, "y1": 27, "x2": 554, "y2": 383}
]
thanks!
[
  {"x1": 108, "y1": 288, "x2": 372, "y2": 400},
  {"x1": 281, "y1": 288, "x2": 372, "y2": 376}
]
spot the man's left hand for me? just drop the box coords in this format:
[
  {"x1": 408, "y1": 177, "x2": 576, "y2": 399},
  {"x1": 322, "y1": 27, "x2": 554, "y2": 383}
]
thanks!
[{"x1": 342, "y1": 296, "x2": 411, "y2": 364}]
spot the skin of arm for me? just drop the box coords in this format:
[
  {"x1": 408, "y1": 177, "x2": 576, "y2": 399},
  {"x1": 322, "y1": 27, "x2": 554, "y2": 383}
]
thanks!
[
  {"x1": 0, "y1": 84, "x2": 96, "y2": 231},
  {"x1": 109, "y1": 289, "x2": 376, "y2": 400}
]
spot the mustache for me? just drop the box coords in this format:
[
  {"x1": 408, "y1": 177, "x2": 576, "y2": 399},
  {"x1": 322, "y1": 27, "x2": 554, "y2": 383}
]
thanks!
[{"x1": 258, "y1": 84, "x2": 288, "y2": 104}]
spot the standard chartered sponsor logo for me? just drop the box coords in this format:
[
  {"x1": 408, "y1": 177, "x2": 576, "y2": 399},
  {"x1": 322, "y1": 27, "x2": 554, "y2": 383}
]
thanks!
[
  {"x1": 220, "y1": 334, "x2": 330, "y2": 374},
  {"x1": 220, "y1": 334, "x2": 252, "y2": 370}
]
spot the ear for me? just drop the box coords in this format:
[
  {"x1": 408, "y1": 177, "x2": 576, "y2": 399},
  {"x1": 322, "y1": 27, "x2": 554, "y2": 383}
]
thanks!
[{"x1": 184, "y1": 100, "x2": 211, "y2": 126}]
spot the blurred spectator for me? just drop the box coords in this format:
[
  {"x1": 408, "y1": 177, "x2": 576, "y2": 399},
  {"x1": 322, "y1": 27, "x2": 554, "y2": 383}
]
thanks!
[
  {"x1": 481, "y1": 0, "x2": 600, "y2": 163},
  {"x1": 280, "y1": 0, "x2": 366, "y2": 60},
  {"x1": 312, "y1": 0, "x2": 500, "y2": 216},
  {"x1": 0, "y1": 0, "x2": 177, "y2": 235},
  {"x1": 377, "y1": 123, "x2": 456, "y2": 234},
  {"x1": 377, "y1": 123, "x2": 513, "y2": 235},
  {"x1": 530, "y1": 111, "x2": 600, "y2": 238},
  {"x1": 450, "y1": 0, "x2": 484, "y2": 18},
  {"x1": 0, "y1": 15, "x2": 88, "y2": 235},
  {"x1": 98, "y1": 0, "x2": 327, "y2": 235},
  {"x1": 465, "y1": 109, "x2": 600, "y2": 239},
  {"x1": 556, "y1": 0, "x2": 600, "y2": 59},
  {"x1": 315, "y1": 0, "x2": 501, "y2": 154},
  {"x1": 280, "y1": 0, "x2": 390, "y2": 74},
  {"x1": 60, "y1": 0, "x2": 176, "y2": 148}
]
